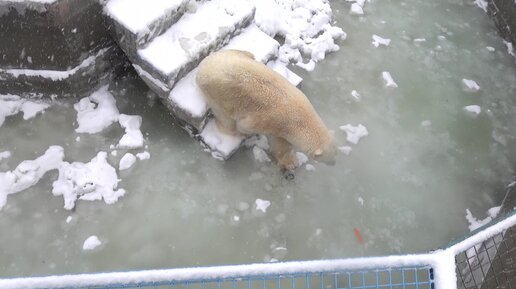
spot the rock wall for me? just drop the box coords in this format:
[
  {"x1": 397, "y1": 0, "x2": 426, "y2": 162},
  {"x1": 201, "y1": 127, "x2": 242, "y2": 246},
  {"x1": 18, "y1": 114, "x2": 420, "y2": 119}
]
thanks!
[
  {"x1": 0, "y1": 0, "x2": 125, "y2": 97},
  {"x1": 489, "y1": 0, "x2": 516, "y2": 47}
]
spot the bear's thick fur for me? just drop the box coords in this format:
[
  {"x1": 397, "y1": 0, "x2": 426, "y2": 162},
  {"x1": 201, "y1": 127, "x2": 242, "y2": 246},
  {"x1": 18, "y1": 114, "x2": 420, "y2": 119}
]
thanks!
[{"x1": 196, "y1": 49, "x2": 336, "y2": 171}]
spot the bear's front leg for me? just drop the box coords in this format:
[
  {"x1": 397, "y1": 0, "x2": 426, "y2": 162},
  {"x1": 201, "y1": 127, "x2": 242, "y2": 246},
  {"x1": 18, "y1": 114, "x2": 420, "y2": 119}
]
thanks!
[{"x1": 271, "y1": 136, "x2": 298, "y2": 179}]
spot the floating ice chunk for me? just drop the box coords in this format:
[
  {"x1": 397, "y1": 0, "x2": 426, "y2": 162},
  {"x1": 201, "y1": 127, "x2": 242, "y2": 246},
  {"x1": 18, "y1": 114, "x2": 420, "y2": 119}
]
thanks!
[
  {"x1": 253, "y1": 146, "x2": 271, "y2": 163},
  {"x1": 233, "y1": 215, "x2": 240, "y2": 221},
  {"x1": 464, "y1": 105, "x2": 481, "y2": 115},
  {"x1": 503, "y1": 40, "x2": 515, "y2": 56},
  {"x1": 340, "y1": 124, "x2": 369, "y2": 144},
  {"x1": 0, "y1": 151, "x2": 11, "y2": 161},
  {"x1": 382, "y1": 71, "x2": 398, "y2": 88},
  {"x1": 372, "y1": 34, "x2": 391, "y2": 47},
  {"x1": 296, "y1": 152, "x2": 309, "y2": 166},
  {"x1": 421, "y1": 120, "x2": 432, "y2": 127},
  {"x1": 119, "y1": 153, "x2": 136, "y2": 170},
  {"x1": 82, "y1": 235, "x2": 101, "y2": 251},
  {"x1": 474, "y1": 0, "x2": 488, "y2": 12},
  {"x1": 358, "y1": 197, "x2": 364, "y2": 206},
  {"x1": 461, "y1": 79, "x2": 480, "y2": 92},
  {"x1": 296, "y1": 59, "x2": 316, "y2": 71},
  {"x1": 52, "y1": 152, "x2": 126, "y2": 210},
  {"x1": 486, "y1": 46, "x2": 495, "y2": 52},
  {"x1": 255, "y1": 199, "x2": 271, "y2": 213},
  {"x1": 66, "y1": 216, "x2": 72, "y2": 223},
  {"x1": 0, "y1": 146, "x2": 64, "y2": 210},
  {"x1": 305, "y1": 164, "x2": 316, "y2": 171},
  {"x1": 20, "y1": 101, "x2": 50, "y2": 120},
  {"x1": 414, "y1": 38, "x2": 426, "y2": 43},
  {"x1": 350, "y1": 3, "x2": 364, "y2": 15},
  {"x1": 117, "y1": 114, "x2": 144, "y2": 149},
  {"x1": 338, "y1": 146, "x2": 353, "y2": 155},
  {"x1": 136, "y1": 151, "x2": 151, "y2": 161},
  {"x1": 351, "y1": 90, "x2": 361, "y2": 101},
  {"x1": 74, "y1": 86, "x2": 120, "y2": 134}
]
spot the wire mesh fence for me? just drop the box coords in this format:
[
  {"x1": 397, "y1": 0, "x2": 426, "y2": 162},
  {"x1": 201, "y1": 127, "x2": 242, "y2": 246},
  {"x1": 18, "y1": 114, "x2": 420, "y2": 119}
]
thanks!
[
  {"x1": 455, "y1": 224, "x2": 516, "y2": 289},
  {"x1": 77, "y1": 268, "x2": 435, "y2": 289}
]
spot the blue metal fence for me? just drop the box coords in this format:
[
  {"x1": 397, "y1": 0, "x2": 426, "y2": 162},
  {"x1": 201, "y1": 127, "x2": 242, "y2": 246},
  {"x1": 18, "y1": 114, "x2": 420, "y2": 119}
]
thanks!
[{"x1": 79, "y1": 268, "x2": 434, "y2": 289}]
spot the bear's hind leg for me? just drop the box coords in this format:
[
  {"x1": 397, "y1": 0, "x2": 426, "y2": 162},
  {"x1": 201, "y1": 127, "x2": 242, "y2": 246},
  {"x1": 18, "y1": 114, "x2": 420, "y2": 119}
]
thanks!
[{"x1": 271, "y1": 136, "x2": 299, "y2": 177}]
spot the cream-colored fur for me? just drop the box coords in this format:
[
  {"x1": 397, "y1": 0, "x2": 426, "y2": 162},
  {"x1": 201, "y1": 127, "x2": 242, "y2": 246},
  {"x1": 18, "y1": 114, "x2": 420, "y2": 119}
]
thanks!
[{"x1": 196, "y1": 49, "x2": 337, "y2": 171}]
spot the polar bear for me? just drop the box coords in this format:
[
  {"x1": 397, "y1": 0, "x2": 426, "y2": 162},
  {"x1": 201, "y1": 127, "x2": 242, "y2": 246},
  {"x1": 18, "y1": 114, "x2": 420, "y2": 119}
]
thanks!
[{"x1": 196, "y1": 49, "x2": 337, "y2": 173}]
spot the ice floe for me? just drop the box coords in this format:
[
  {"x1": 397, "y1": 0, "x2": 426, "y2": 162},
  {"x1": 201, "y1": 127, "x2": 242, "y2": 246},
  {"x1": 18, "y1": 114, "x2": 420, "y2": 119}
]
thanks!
[
  {"x1": 340, "y1": 124, "x2": 369, "y2": 144},
  {"x1": 117, "y1": 114, "x2": 144, "y2": 149},
  {"x1": 372, "y1": 34, "x2": 391, "y2": 47},
  {"x1": 382, "y1": 71, "x2": 398, "y2": 88},
  {"x1": 461, "y1": 79, "x2": 480, "y2": 92},
  {"x1": 82, "y1": 235, "x2": 102, "y2": 251},
  {"x1": 74, "y1": 86, "x2": 120, "y2": 134}
]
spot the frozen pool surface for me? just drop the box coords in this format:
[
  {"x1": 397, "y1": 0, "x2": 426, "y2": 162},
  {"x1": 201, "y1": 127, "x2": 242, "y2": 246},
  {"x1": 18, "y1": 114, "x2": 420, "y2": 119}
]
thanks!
[{"x1": 1, "y1": 0, "x2": 516, "y2": 278}]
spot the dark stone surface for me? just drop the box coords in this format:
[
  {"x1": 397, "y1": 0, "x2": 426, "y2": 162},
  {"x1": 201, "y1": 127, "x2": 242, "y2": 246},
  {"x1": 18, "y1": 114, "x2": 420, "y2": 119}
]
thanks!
[
  {"x1": 488, "y1": 0, "x2": 516, "y2": 47},
  {"x1": 0, "y1": 0, "x2": 112, "y2": 70}
]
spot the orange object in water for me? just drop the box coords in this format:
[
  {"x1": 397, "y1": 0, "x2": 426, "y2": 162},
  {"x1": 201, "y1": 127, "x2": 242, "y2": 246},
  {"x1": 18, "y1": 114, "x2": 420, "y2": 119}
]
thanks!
[{"x1": 353, "y1": 227, "x2": 364, "y2": 244}]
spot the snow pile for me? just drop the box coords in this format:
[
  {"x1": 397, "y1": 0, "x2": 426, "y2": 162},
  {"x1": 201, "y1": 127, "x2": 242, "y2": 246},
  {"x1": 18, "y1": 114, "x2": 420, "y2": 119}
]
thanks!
[
  {"x1": 117, "y1": 114, "x2": 144, "y2": 149},
  {"x1": 74, "y1": 86, "x2": 120, "y2": 134},
  {"x1": 382, "y1": 71, "x2": 398, "y2": 88},
  {"x1": 372, "y1": 35, "x2": 390, "y2": 47},
  {"x1": 82, "y1": 235, "x2": 102, "y2": 251},
  {"x1": 0, "y1": 146, "x2": 64, "y2": 210},
  {"x1": 52, "y1": 152, "x2": 126, "y2": 210},
  {"x1": 461, "y1": 79, "x2": 480, "y2": 92},
  {"x1": 0, "y1": 94, "x2": 50, "y2": 127},
  {"x1": 340, "y1": 124, "x2": 369, "y2": 144},
  {"x1": 255, "y1": 0, "x2": 346, "y2": 71}
]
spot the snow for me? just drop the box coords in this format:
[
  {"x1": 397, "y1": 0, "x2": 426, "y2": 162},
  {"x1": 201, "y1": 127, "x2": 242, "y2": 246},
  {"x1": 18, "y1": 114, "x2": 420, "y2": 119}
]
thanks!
[
  {"x1": 255, "y1": 0, "x2": 346, "y2": 70},
  {"x1": 372, "y1": 34, "x2": 391, "y2": 47},
  {"x1": 66, "y1": 216, "x2": 72, "y2": 224},
  {"x1": 105, "y1": 0, "x2": 188, "y2": 34},
  {"x1": 255, "y1": 199, "x2": 271, "y2": 213},
  {"x1": 465, "y1": 206, "x2": 500, "y2": 231},
  {"x1": 461, "y1": 78, "x2": 480, "y2": 92},
  {"x1": 464, "y1": 105, "x2": 481, "y2": 115},
  {"x1": 357, "y1": 197, "x2": 364, "y2": 206},
  {"x1": 138, "y1": 0, "x2": 255, "y2": 77},
  {"x1": 82, "y1": 236, "x2": 102, "y2": 251},
  {"x1": 305, "y1": 164, "x2": 316, "y2": 171},
  {"x1": 338, "y1": 146, "x2": 353, "y2": 155},
  {"x1": 0, "y1": 151, "x2": 11, "y2": 161},
  {"x1": 252, "y1": 147, "x2": 271, "y2": 163},
  {"x1": 119, "y1": 153, "x2": 137, "y2": 170},
  {"x1": 350, "y1": 90, "x2": 361, "y2": 101},
  {"x1": 474, "y1": 0, "x2": 488, "y2": 12},
  {"x1": 339, "y1": 124, "x2": 369, "y2": 144},
  {"x1": 0, "y1": 146, "x2": 64, "y2": 210},
  {"x1": 0, "y1": 48, "x2": 108, "y2": 81},
  {"x1": 136, "y1": 151, "x2": 151, "y2": 161},
  {"x1": 52, "y1": 152, "x2": 126, "y2": 210},
  {"x1": 74, "y1": 86, "x2": 120, "y2": 134},
  {"x1": 200, "y1": 119, "x2": 244, "y2": 160},
  {"x1": 0, "y1": 94, "x2": 50, "y2": 127},
  {"x1": 503, "y1": 40, "x2": 515, "y2": 56},
  {"x1": 20, "y1": 101, "x2": 50, "y2": 120},
  {"x1": 117, "y1": 114, "x2": 144, "y2": 149},
  {"x1": 486, "y1": 46, "x2": 495, "y2": 52},
  {"x1": 350, "y1": 3, "x2": 364, "y2": 15},
  {"x1": 382, "y1": 71, "x2": 398, "y2": 88}
]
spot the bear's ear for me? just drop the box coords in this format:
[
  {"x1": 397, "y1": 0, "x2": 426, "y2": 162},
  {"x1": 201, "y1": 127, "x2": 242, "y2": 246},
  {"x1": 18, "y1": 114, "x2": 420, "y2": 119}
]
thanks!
[{"x1": 314, "y1": 149, "x2": 323, "y2": 156}]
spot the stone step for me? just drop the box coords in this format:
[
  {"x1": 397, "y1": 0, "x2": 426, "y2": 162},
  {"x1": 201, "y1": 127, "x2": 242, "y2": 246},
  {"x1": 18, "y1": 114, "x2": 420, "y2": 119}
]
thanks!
[
  {"x1": 137, "y1": 0, "x2": 255, "y2": 90},
  {"x1": 167, "y1": 24, "x2": 280, "y2": 131},
  {"x1": 104, "y1": 0, "x2": 190, "y2": 58}
]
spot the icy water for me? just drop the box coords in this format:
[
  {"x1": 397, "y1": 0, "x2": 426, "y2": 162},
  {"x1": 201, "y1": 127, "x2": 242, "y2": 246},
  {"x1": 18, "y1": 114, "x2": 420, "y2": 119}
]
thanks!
[{"x1": 1, "y1": 0, "x2": 516, "y2": 278}]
